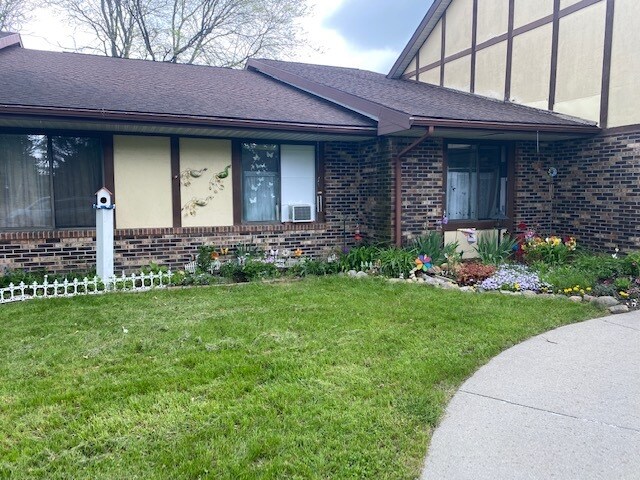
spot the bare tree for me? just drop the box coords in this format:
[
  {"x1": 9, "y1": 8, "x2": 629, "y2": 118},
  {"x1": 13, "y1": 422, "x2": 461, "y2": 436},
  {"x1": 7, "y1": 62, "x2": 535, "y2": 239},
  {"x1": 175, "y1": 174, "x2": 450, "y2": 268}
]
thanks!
[
  {"x1": 47, "y1": 0, "x2": 309, "y2": 67},
  {"x1": 0, "y1": 0, "x2": 31, "y2": 31}
]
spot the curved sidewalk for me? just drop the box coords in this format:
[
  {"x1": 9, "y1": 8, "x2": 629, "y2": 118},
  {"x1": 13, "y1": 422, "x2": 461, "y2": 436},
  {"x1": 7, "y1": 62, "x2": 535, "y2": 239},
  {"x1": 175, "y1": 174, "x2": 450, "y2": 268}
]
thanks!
[{"x1": 421, "y1": 312, "x2": 640, "y2": 480}]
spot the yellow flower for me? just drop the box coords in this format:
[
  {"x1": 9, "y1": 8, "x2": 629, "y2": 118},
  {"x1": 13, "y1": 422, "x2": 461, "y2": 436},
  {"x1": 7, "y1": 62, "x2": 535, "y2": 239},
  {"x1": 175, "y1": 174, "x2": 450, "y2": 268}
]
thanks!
[
  {"x1": 514, "y1": 283, "x2": 520, "y2": 290},
  {"x1": 573, "y1": 287, "x2": 579, "y2": 291},
  {"x1": 619, "y1": 291, "x2": 629, "y2": 298},
  {"x1": 586, "y1": 287, "x2": 592, "y2": 291},
  {"x1": 580, "y1": 289, "x2": 585, "y2": 295}
]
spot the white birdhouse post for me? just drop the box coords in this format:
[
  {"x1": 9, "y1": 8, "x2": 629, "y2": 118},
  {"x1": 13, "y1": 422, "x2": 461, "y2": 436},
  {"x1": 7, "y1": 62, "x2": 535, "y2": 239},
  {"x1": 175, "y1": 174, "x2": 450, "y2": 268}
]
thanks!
[{"x1": 94, "y1": 187, "x2": 115, "y2": 281}]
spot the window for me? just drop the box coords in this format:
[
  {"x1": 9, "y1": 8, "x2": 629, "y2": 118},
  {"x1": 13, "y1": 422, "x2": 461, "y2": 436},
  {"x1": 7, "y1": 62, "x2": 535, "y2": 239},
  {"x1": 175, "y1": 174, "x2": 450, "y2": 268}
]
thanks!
[
  {"x1": 0, "y1": 134, "x2": 103, "y2": 229},
  {"x1": 241, "y1": 142, "x2": 317, "y2": 222},
  {"x1": 446, "y1": 143, "x2": 508, "y2": 221}
]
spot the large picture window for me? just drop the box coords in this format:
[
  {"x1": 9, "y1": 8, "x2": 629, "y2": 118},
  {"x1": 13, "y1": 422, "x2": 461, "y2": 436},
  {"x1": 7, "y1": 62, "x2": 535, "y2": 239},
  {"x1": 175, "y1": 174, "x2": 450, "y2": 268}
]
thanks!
[
  {"x1": 0, "y1": 134, "x2": 103, "y2": 229},
  {"x1": 446, "y1": 143, "x2": 508, "y2": 221},
  {"x1": 241, "y1": 142, "x2": 316, "y2": 223}
]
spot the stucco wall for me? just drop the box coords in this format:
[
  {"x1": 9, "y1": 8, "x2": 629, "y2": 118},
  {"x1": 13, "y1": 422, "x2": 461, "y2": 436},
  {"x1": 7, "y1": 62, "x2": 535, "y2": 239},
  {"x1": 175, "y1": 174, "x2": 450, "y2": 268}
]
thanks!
[
  {"x1": 608, "y1": 0, "x2": 640, "y2": 127},
  {"x1": 419, "y1": 19, "x2": 442, "y2": 68},
  {"x1": 513, "y1": 0, "x2": 553, "y2": 29},
  {"x1": 113, "y1": 135, "x2": 173, "y2": 229},
  {"x1": 443, "y1": 55, "x2": 471, "y2": 92},
  {"x1": 444, "y1": 0, "x2": 473, "y2": 57},
  {"x1": 474, "y1": 42, "x2": 507, "y2": 100},
  {"x1": 554, "y1": 2, "x2": 605, "y2": 123},
  {"x1": 476, "y1": 0, "x2": 508, "y2": 45},
  {"x1": 179, "y1": 138, "x2": 233, "y2": 228},
  {"x1": 510, "y1": 24, "x2": 552, "y2": 108}
]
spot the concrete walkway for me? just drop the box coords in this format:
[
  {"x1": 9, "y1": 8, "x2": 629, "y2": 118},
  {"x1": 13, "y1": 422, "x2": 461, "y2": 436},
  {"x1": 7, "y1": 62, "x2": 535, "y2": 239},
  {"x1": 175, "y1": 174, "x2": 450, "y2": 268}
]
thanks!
[{"x1": 421, "y1": 312, "x2": 640, "y2": 480}]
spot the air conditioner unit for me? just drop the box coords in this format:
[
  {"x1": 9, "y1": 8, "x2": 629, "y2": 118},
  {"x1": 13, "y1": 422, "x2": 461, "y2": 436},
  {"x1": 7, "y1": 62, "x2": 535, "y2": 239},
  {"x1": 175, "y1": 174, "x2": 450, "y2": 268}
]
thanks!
[{"x1": 290, "y1": 204, "x2": 312, "y2": 222}]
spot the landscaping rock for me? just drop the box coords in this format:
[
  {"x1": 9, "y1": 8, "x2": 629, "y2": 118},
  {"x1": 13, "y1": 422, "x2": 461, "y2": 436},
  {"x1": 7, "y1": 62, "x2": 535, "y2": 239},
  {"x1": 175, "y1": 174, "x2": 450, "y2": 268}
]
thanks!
[
  {"x1": 423, "y1": 276, "x2": 441, "y2": 286},
  {"x1": 388, "y1": 278, "x2": 402, "y2": 283},
  {"x1": 427, "y1": 266, "x2": 442, "y2": 275},
  {"x1": 355, "y1": 271, "x2": 368, "y2": 278},
  {"x1": 440, "y1": 282, "x2": 460, "y2": 290},
  {"x1": 593, "y1": 296, "x2": 619, "y2": 308},
  {"x1": 347, "y1": 270, "x2": 357, "y2": 277},
  {"x1": 583, "y1": 294, "x2": 595, "y2": 302},
  {"x1": 569, "y1": 296, "x2": 583, "y2": 303},
  {"x1": 609, "y1": 304, "x2": 630, "y2": 314},
  {"x1": 537, "y1": 293, "x2": 555, "y2": 299},
  {"x1": 522, "y1": 290, "x2": 537, "y2": 297},
  {"x1": 459, "y1": 286, "x2": 474, "y2": 293}
]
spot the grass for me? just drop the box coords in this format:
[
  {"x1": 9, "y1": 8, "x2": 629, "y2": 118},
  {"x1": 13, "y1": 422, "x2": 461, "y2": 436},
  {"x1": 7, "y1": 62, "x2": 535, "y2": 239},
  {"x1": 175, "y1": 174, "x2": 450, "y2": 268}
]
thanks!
[{"x1": 0, "y1": 277, "x2": 601, "y2": 479}]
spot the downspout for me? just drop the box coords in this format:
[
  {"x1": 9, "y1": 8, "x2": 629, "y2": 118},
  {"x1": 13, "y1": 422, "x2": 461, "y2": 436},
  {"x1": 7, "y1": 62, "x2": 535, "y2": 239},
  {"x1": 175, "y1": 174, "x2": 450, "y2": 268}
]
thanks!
[{"x1": 394, "y1": 126, "x2": 435, "y2": 247}]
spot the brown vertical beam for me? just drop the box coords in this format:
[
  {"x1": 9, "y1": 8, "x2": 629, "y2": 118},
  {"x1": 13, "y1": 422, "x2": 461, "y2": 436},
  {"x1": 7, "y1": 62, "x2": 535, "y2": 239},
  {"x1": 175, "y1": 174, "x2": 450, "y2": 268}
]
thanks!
[
  {"x1": 232, "y1": 140, "x2": 242, "y2": 225},
  {"x1": 440, "y1": 12, "x2": 447, "y2": 87},
  {"x1": 415, "y1": 49, "x2": 421, "y2": 82},
  {"x1": 505, "y1": 0, "x2": 515, "y2": 101},
  {"x1": 470, "y1": 0, "x2": 478, "y2": 93},
  {"x1": 599, "y1": 0, "x2": 615, "y2": 128},
  {"x1": 548, "y1": 0, "x2": 561, "y2": 111},
  {"x1": 170, "y1": 136, "x2": 181, "y2": 228},
  {"x1": 316, "y1": 142, "x2": 326, "y2": 223}
]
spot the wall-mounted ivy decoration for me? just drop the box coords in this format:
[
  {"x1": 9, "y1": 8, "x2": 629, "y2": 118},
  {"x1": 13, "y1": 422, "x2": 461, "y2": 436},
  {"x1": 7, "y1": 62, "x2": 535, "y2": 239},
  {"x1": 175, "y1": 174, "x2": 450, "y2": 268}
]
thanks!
[{"x1": 180, "y1": 165, "x2": 232, "y2": 216}]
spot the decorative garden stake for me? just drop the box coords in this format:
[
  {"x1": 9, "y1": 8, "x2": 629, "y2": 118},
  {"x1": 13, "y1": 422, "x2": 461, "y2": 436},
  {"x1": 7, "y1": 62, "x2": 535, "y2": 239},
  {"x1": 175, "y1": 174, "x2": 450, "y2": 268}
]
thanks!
[{"x1": 94, "y1": 187, "x2": 115, "y2": 281}]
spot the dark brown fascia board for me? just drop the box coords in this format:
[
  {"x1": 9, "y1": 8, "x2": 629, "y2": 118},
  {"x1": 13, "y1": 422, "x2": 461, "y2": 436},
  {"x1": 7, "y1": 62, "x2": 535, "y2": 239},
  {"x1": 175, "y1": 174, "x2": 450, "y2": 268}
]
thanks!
[
  {"x1": 387, "y1": 0, "x2": 452, "y2": 79},
  {"x1": 0, "y1": 104, "x2": 377, "y2": 136},
  {"x1": 247, "y1": 59, "x2": 411, "y2": 135},
  {"x1": 0, "y1": 33, "x2": 22, "y2": 50},
  {"x1": 411, "y1": 117, "x2": 601, "y2": 134}
]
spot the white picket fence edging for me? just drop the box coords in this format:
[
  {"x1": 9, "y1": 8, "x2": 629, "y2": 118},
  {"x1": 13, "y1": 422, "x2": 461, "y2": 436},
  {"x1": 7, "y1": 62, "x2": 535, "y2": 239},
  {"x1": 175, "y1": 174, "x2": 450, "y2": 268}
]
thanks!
[{"x1": 0, "y1": 270, "x2": 173, "y2": 305}]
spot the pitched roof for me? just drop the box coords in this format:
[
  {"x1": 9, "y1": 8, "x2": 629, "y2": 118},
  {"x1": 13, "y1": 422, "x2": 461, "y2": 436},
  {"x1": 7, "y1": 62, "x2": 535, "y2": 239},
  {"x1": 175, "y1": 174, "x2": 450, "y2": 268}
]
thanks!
[
  {"x1": 247, "y1": 59, "x2": 599, "y2": 135},
  {"x1": 0, "y1": 31, "x2": 21, "y2": 49},
  {"x1": 0, "y1": 46, "x2": 376, "y2": 134}
]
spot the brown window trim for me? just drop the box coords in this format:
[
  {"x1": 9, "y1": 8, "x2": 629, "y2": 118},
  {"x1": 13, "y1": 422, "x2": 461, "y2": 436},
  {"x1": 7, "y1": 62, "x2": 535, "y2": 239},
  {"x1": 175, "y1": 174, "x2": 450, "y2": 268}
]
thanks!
[
  {"x1": 232, "y1": 139, "x2": 325, "y2": 226},
  {"x1": 442, "y1": 140, "x2": 515, "y2": 234}
]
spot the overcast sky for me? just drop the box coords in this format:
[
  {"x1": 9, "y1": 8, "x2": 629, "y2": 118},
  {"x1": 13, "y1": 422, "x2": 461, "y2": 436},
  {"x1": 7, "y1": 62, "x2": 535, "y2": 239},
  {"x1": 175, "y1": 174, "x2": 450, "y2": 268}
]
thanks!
[{"x1": 20, "y1": 0, "x2": 431, "y2": 74}]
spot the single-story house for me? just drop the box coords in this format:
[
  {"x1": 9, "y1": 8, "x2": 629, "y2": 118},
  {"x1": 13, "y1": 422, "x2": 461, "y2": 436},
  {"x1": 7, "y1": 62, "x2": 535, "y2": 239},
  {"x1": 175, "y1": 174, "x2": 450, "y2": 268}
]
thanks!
[{"x1": 0, "y1": 0, "x2": 638, "y2": 272}]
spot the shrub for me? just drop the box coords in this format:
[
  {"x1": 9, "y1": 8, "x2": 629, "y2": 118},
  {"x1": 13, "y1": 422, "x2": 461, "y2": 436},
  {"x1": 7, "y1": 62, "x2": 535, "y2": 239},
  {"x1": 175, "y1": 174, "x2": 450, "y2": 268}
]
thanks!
[
  {"x1": 377, "y1": 247, "x2": 416, "y2": 278},
  {"x1": 540, "y1": 265, "x2": 596, "y2": 292},
  {"x1": 474, "y1": 231, "x2": 517, "y2": 265},
  {"x1": 241, "y1": 260, "x2": 279, "y2": 281},
  {"x1": 572, "y1": 253, "x2": 623, "y2": 281},
  {"x1": 522, "y1": 235, "x2": 576, "y2": 265},
  {"x1": 621, "y1": 252, "x2": 640, "y2": 277},
  {"x1": 614, "y1": 277, "x2": 632, "y2": 291},
  {"x1": 412, "y1": 232, "x2": 458, "y2": 266},
  {"x1": 339, "y1": 245, "x2": 379, "y2": 271},
  {"x1": 288, "y1": 259, "x2": 340, "y2": 277},
  {"x1": 456, "y1": 262, "x2": 497, "y2": 286},
  {"x1": 196, "y1": 245, "x2": 218, "y2": 272},
  {"x1": 480, "y1": 264, "x2": 549, "y2": 292},
  {"x1": 592, "y1": 283, "x2": 618, "y2": 297}
]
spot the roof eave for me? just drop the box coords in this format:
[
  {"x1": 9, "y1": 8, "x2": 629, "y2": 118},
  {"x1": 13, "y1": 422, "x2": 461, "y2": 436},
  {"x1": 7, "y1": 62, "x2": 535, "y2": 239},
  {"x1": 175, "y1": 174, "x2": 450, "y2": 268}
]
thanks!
[
  {"x1": 411, "y1": 117, "x2": 602, "y2": 134},
  {"x1": 0, "y1": 104, "x2": 378, "y2": 136},
  {"x1": 387, "y1": 0, "x2": 451, "y2": 79},
  {"x1": 247, "y1": 59, "x2": 412, "y2": 136}
]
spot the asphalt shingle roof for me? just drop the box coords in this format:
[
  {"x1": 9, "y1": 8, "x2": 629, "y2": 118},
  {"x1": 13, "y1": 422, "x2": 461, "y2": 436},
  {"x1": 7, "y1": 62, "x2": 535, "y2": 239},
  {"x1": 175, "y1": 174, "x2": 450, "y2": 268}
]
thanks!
[
  {"x1": 0, "y1": 47, "x2": 375, "y2": 128},
  {"x1": 251, "y1": 59, "x2": 596, "y2": 128}
]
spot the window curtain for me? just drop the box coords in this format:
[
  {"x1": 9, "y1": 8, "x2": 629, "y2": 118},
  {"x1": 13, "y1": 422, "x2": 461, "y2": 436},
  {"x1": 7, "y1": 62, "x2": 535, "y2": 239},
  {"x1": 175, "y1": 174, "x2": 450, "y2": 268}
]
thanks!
[
  {"x1": 242, "y1": 143, "x2": 279, "y2": 222},
  {"x1": 52, "y1": 136, "x2": 102, "y2": 228},
  {"x1": 0, "y1": 135, "x2": 51, "y2": 228}
]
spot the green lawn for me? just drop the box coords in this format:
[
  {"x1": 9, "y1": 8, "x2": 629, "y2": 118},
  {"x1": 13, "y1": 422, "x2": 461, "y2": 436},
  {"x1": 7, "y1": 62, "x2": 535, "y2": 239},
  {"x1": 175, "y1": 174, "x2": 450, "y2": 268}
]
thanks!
[{"x1": 0, "y1": 277, "x2": 600, "y2": 479}]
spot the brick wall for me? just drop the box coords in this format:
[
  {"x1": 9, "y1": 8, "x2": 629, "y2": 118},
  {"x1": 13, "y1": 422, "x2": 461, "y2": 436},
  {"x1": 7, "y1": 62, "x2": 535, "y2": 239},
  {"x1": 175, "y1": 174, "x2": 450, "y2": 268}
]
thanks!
[
  {"x1": 1, "y1": 140, "x2": 364, "y2": 274},
  {"x1": 514, "y1": 141, "x2": 556, "y2": 235},
  {"x1": 552, "y1": 129, "x2": 640, "y2": 251}
]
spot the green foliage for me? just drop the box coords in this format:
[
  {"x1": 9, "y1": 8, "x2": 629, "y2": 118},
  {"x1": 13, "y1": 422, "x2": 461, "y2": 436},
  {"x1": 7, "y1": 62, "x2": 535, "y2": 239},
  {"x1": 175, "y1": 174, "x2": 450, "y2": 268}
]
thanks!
[
  {"x1": 411, "y1": 232, "x2": 458, "y2": 266},
  {"x1": 287, "y1": 260, "x2": 340, "y2": 277},
  {"x1": 0, "y1": 277, "x2": 599, "y2": 479},
  {"x1": 522, "y1": 236, "x2": 576, "y2": 266},
  {"x1": 234, "y1": 239, "x2": 261, "y2": 259},
  {"x1": 474, "y1": 232, "x2": 517, "y2": 265},
  {"x1": 239, "y1": 260, "x2": 279, "y2": 282},
  {"x1": 540, "y1": 265, "x2": 596, "y2": 291},
  {"x1": 339, "y1": 245, "x2": 379, "y2": 271},
  {"x1": 621, "y1": 252, "x2": 640, "y2": 276},
  {"x1": 376, "y1": 247, "x2": 416, "y2": 278},
  {"x1": 572, "y1": 253, "x2": 623, "y2": 281},
  {"x1": 592, "y1": 283, "x2": 618, "y2": 297},
  {"x1": 140, "y1": 262, "x2": 168, "y2": 275},
  {"x1": 614, "y1": 277, "x2": 632, "y2": 291},
  {"x1": 196, "y1": 245, "x2": 218, "y2": 272}
]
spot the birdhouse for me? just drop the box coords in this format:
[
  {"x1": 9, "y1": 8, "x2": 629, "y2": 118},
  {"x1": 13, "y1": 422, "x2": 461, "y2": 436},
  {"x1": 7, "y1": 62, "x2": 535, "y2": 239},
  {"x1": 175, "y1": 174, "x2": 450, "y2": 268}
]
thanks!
[{"x1": 95, "y1": 187, "x2": 114, "y2": 209}]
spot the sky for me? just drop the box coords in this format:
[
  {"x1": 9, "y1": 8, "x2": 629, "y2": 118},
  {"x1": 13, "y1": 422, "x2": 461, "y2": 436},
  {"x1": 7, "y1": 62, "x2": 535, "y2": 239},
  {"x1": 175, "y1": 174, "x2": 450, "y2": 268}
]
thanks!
[{"x1": 19, "y1": 0, "x2": 431, "y2": 74}]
